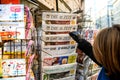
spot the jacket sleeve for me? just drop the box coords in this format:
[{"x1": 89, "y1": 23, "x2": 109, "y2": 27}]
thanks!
[{"x1": 69, "y1": 31, "x2": 102, "y2": 66}]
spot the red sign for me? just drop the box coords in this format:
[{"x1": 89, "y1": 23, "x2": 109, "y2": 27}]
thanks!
[{"x1": 1, "y1": 0, "x2": 20, "y2": 4}]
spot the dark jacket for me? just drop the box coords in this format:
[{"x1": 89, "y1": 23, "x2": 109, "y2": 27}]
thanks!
[{"x1": 98, "y1": 67, "x2": 110, "y2": 80}]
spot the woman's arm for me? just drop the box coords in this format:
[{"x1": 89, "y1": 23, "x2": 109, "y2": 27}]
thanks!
[{"x1": 69, "y1": 31, "x2": 102, "y2": 66}]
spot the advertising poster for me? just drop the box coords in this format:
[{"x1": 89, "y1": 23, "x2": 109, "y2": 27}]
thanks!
[
  {"x1": 0, "y1": 5, "x2": 24, "y2": 21},
  {"x1": 0, "y1": 22, "x2": 25, "y2": 40},
  {"x1": 0, "y1": 4, "x2": 25, "y2": 40},
  {"x1": 1, "y1": 59, "x2": 26, "y2": 76}
]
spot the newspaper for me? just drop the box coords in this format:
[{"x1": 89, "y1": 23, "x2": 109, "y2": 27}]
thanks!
[
  {"x1": 42, "y1": 12, "x2": 77, "y2": 20},
  {"x1": 43, "y1": 53, "x2": 77, "y2": 66},
  {"x1": 42, "y1": 24, "x2": 77, "y2": 32},
  {"x1": 43, "y1": 63, "x2": 77, "y2": 80},
  {"x1": 41, "y1": 34, "x2": 71, "y2": 42},
  {"x1": 42, "y1": 44, "x2": 77, "y2": 56},
  {"x1": 41, "y1": 12, "x2": 78, "y2": 80}
]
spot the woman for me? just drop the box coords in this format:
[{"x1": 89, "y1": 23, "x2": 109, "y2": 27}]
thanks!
[{"x1": 69, "y1": 24, "x2": 120, "y2": 80}]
